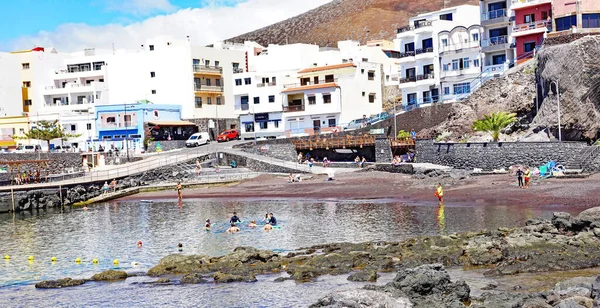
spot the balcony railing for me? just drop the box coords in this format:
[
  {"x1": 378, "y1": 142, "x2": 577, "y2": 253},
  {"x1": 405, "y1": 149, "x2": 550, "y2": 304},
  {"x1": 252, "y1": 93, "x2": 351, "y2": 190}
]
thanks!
[
  {"x1": 193, "y1": 65, "x2": 222, "y2": 73},
  {"x1": 397, "y1": 20, "x2": 432, "y2": 33},
  {"x1": 481, "y1": 35, "x2": 509, "y2": 47},
  {"x1": 483, "y1": 9, "x2": 507, "y2": 21},
  {"x1": 398, "y1": 51, "x2": 416, "y2": 58},
  {"x1": 283, "y1": 105, "x2": 305, "y2": 112},
  {"x1": 415, "y1": 47, "x2": 434, "y2": 55},
  {"x1": 439, "y1": 41, "x2": 480, "y2": 54},
  {"x1": 283, "y1": 78, "x2": 338, "y2": 88},
  {"x1": 511, "y1": 0, "x2": 551, "y2": 7},
  {"x1": 416, "y1": 73, "x2": 435, "y2": 81},
  {"x1": 194, "y1": 85, "x2": 224, "y2": 92},
  {"x1": 233, "y1": 68, "x2": 244, "y2": 74},
  {"x1": 240, "y1": 103, "x2": 249, "y2": 111},
  {"x1": 513, "y1": 20, "x2": 552, "y2": 33},
  {"x1": 399, "y1": 76, "x2": 417, "y2": 84}
]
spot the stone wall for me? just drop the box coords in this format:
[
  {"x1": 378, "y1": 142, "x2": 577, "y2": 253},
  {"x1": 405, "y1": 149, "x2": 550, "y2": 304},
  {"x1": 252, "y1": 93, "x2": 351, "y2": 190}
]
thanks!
[
  {"x1": 184, "y1": 118, "x2": 240, "y2": 140},
  {"x1": 416, "y1": 139, "x2": 588, "y2": 170},
  {"x1": 374, "y1": 163, "x2": 414, "y2": 174},
  {"x1": 219, "y1": 152, "x2": 306, "y2": 174},
  {"x1": 147, "y1": 140, "x2": 188, "y2": 153},
  {"x1": 375, "y1": 138, "x2": 392, "y2": 163},
  {"x1": 233, "y1": 139, "x2": 297, "y2": 162},
  {"x1": 383, "y1": 85, "x2": 402, "y2": 111},
  {"x1": 0, "y1": 153, "x2": 83, "y2": 182}
]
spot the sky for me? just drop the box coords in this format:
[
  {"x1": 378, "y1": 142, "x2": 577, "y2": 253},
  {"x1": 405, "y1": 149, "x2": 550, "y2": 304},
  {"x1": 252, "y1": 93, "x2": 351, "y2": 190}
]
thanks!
[{"x1": 0, "y1": 0, "x2": 331, "y2": 52}]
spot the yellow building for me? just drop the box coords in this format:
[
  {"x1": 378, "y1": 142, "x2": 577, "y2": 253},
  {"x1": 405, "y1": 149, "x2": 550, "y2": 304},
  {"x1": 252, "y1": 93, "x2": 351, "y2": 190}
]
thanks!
[
  {"x1": 0, "y1": 116, "x2": 30, "y2": 148},
  {"x1": 192, "y1": 61, "x2": 225, "y2": 110}
]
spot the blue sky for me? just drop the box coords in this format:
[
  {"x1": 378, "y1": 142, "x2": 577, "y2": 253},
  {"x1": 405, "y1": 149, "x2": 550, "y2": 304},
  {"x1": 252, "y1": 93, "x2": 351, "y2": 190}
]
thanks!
[
  {"x1": 0, "y1": 0, "x2": 330, "y2": 52},
  {"x1": 0, "y1": 0, "x2": 223, "y2": 43}
]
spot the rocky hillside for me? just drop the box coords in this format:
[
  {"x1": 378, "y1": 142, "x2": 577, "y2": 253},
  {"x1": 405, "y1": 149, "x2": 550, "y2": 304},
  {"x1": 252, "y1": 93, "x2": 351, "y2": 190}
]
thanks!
[
  {"x1": 228, "y1": 0, "x2": 477, "y2": 46},
  {"x1": 423, "y1": 35, "x2": 600, "y2": 142}
]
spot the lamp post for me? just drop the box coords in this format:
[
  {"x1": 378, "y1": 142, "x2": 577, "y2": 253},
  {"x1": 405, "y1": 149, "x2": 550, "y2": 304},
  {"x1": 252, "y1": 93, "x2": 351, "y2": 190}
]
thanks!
[
  {"x1": 550, "y1": 80, "x2": 561, "y2": 142},
  {"x1": 393, "y1": 99, "x2": 397, "y2": 140}
]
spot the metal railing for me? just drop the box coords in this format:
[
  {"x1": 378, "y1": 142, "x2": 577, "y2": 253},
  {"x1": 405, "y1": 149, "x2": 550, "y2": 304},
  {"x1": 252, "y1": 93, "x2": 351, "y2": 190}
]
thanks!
[
  {"x1": 439, "y1": 41, "x2": 480, "y2": 54},
  {"x1": 194, "y1": 85, "x2": 224, "y2": 92},
  {"x1": 416, "y1": 73, "x2": 435, "y2": 81},
  {"x1": 397, "y1": 21, "x2": 432, "y2": 33},
  {"x1": 481, "y1": 35, "x2": 509, "y2": 47},
  {"x1": 415, "y1": 47, "x2": 434, "y2": 55},
  {"x1": 482, "y1": 9, "x2": 507, "y2": 21},
  {"x1": 233, "y1": 68, "x2": 244, "y2": 74},
  {"x1": 193, "y1": 65, "x2": 222, "y2": 73},
  {"x1": 283, "y1": 105, "x2": 305, "y2": 112},
  {"x1": 513, "y1": 20, "x2": 552, "y2": 33},
  {"x1": 283, "y1": 78, "x2": 338, "y2": 88}
]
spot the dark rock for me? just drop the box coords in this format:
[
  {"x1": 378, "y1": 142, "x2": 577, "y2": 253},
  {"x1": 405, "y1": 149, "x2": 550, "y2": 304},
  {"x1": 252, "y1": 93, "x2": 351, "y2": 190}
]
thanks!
[
  {"x1": 592, "y1": 276, "x2": 600, "y2": 299},
  {"x1": 273, "y1": 277, "x2": 292, "y2": 282},
  {"x1": 481, "y1": 283, "x2": 498, "y2": 290},
  {"x1": 555, "y1": 297, "x2": 592, "y2": 308},
  {"x1": 309, "y1": 289, "x2": 412, "y2": 308},
  {"x1": 155, "y1": 278, "x2": 171, "y2": 284},
  {"x1": 474, "y1": 292, "x2": 528, "y2": 308},
  {"x1": 219, "y1": 246, "x2": 278, "y2": 264},
  {"x1": 147, "y1": 254, "x2": 211, "y2": 276},
  {"x1": 347, "y1": 271, "x2": 379, "y2": 282},
  {"x1": 521, "y1": 297, "x2": 552, "y2": 308},
  {"x1": 91, "y1": 270, "x2": 128, "y2": 281},
  {"x1": 180, "y1": 273, "x2": 207, "y2": 284},
  {"x1": 35, "y1": 278, "x2": 86, "y2": 289},
  {"x1": 556, "y1": 277, "x2": 594, "y2": 294},
  {"x1": 213, "y1": 272, "x2": 257, "y2": 283},
  {"x1": 552, "y1": 212, "x2": 574, "y2": 231},
  {"x1": 578, "y1": 208, "x2": 600, "y2": 229}
]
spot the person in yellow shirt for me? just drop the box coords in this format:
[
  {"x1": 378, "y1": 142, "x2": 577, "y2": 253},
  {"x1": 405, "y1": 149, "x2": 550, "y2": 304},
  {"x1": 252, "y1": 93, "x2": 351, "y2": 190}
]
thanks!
[
  {"x1": 524, "y1": 167, "x2": 531, "y2": 189},
  {"x1": 434, "y1": 183, "x2": 444, "y2": 202}
]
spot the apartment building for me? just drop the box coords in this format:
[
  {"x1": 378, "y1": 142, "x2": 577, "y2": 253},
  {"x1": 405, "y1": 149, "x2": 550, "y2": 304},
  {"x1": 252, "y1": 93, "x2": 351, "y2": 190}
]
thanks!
[
  {"x1": 552, "y1": 0, "x2": 600, "y2": 33},
  {"x1": 438, "y1": 25, "x2": 484, "y2": 102},
  {"x1": 395, "y1": 5, "x2": 481, "y2": 107},
  {"x1": 511, "y1": 0, "x2": 552, "y2": 61},
  {"x1": 480, "y1": 0, "x2": 515, "y2": 72}
]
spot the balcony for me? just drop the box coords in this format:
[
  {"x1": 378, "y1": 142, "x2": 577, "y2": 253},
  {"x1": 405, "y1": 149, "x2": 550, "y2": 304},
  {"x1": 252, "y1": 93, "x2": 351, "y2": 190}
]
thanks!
[
  {"x1": 256, "y1": 82, "x2": 277, "y2": 88},
  {"x1": 439, "y1": 41, "x2": 480, "y2": 55},
  {"x1": 416, "y1": 73, "x2": 436, "y2": 85},
  {"x1": 193, "y1": 65, "x2": 222, "y2": 75},
  {"x1": 513, "y1": 20, "x2": 551, "y2": 36},
  {"x1": 233, "y1": 68, "x2": 244, "y2": 74},
  {"x1": 399, "y1": 76, "x2": 417, "y2": 84},
  {"x1": 283, "y1": 105, "x2": 305, "y2": 112},
  {"x1": 481, "y1": 36, "x2": 511, "y2": 53},
  {"x1": 415, "y1": 47, "x2": 434, "y2": 59},
  {"x1": 194, "y1": 85, "x2": 224, "y2": 93},
  {"x1": 416, "y1": 73, "x2": 435, "y2": 81},
  {"x1": 397, "y1": 20, "x2": 432, "y2": 34},
  {"x1": 481, "y1": 9, "x2": 511, "y2": 26},
  {"x1": 283, "y1": 78, "x2": 338, "y2": 89},
  {"x1": 510, "y1": 0, "x2": 551, "y2": 10},
  {"x1": 43, "y1": 82, "x2": 106, "y2": 96},
  {"x1": 240, "y1": 104, "x2": 249, "y2": 111},
  {"x1": 54, "y1": 66, "x2": 105, "y2": 80}
]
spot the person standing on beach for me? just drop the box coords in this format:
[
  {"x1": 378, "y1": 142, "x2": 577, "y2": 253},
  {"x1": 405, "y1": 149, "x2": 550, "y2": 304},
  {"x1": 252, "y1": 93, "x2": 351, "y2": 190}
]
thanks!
[
  {"x1": 102, "y1": 181, "x2": 109, "y2": 196},
  {"x1": 176, "y1": 182, "x2": 183, "y2": 200},
  {"x1": 524, "y1": 167, "x2": 531, "y2": 189},
  {"x1": 111, "y1": 179, "x2": 117, "y2": 192},
  {"x1": 516, "y1": 168, "x2": 524, "y2": 188},
  {"x1": 434, "y1": 183, "x2": 444, "y2": 203}
]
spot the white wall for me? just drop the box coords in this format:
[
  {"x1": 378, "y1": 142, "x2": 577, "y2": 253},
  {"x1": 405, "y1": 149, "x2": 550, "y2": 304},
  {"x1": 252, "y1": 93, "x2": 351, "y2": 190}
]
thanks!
[{"x1": 0, "y1": 52, "x2": 22, "y2": 116}]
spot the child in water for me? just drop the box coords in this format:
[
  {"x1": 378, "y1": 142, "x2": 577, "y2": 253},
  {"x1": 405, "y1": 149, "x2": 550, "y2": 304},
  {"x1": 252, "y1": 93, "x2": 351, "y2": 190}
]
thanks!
[
  {"x1": 263, "y1": 222, "x2": 273, "y2": 231},
  {"x1": 227, "y1": 223, "x2": 240, "y2": 233},
  {"x1": 249, "y1": 220, "x2": 257, "y2": 228},
  {"x1": 203, "y1": 219, "x2": 211, "y2": 231}
]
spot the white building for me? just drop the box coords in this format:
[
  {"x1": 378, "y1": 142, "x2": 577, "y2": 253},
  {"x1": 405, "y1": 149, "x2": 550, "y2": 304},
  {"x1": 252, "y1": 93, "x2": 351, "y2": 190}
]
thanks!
[
  {"x1": 395, "y1": 5, "x2": 481, "y2": 108},
  {"x1": 480, "y1": 0, "x2": 515, "y2": 73},
  {"x1": 438, "y1": 25, "x2": 484, "y2": 102}
]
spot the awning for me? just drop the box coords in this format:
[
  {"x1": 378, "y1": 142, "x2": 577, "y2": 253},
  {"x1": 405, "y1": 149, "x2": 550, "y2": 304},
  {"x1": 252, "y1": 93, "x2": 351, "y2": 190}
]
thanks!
[{"x1": 146, "y1": 121, "x2": 196, "y2": 126}]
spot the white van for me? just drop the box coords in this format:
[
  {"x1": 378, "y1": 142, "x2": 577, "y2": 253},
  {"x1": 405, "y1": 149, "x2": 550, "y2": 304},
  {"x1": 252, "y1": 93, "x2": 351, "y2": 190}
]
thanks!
[{"x1": 185, "y1": 132, "x2": 210, "y2": 147}]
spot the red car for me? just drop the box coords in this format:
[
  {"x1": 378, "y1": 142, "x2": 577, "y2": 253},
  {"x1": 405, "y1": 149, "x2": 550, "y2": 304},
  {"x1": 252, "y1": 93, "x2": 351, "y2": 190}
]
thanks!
[{"x1": 217, "y1": 129, "x2": 239, "y2": 142}]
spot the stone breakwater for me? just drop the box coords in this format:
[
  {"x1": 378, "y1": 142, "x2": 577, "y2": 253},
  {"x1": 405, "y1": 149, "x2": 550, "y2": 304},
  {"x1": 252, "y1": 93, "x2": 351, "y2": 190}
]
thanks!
[{"x1": 33, "y1": 207, "x2": 600, "y2": 307}]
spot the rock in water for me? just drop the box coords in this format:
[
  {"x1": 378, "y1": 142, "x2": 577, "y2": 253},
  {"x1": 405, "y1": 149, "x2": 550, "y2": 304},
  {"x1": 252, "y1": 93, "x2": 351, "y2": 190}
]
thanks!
[
  {"x1": 35, "y1": 278, "x2": 86, "y2": 289},
  {"x1": 180, "y1": 273, "x2": 207, "y2": 284},
  {"x1": 347, "y1": 271, "x2": 379, "y2": 282},
  {"x1": 577, "y1": 208, "x2": 600, "y2": 229},
  {"x1": 147, "y1": 254, "x2": 211, "y2": 276},
  {"x1": 213, "y1": 272, "x2": 257, "y2": 283},
  {"x1": 309, "y1": 289, "x2": 412, "y2": 308},
  {"x1": 91, "y1": 270, "x2": 128, "y2": 281}
]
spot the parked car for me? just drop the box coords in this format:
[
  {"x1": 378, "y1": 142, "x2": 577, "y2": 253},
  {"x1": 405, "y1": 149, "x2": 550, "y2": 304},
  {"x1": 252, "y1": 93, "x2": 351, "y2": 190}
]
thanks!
[
  {"x1": 343, "y1": 118, "x2": 366, "y2": 131},
  {"x1": 52, "y1": 145, "x2": 72, "y2": 153},
  {"x1": 367, "y1": 112, "x2": 390, "y2": 125},
  {"x1": 185, "y1": 132, "x2": 210, "y2": 147},
  {"x1": 217, "y1": 129, "x2": 239, "y2": 142},
  {"x1": 13, "y1": 145, "x2": 41, "y2": 153}
]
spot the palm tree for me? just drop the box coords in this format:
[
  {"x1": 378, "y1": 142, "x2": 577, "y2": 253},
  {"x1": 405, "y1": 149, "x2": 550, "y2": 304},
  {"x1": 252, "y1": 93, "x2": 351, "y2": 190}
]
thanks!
[{"x1": 472, "y1": 112, "x2": 517, "y2": 142}]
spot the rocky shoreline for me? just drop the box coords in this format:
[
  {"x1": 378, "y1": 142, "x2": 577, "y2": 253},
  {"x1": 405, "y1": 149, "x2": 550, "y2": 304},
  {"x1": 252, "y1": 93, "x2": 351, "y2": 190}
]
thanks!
[{"x1": 33, "y1": 206, "x2": 600, "y2": 307}]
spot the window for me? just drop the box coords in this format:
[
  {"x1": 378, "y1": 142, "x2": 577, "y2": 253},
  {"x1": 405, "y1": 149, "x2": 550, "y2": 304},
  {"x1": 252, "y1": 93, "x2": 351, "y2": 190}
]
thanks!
[
  {"x1": 216, "y1": 97, "x2": 222, "y2": 105},
  {"x1": 22, "y1": 81, "x2": 31, "y2": 88},
  {"x1": 362, "y1": 58, "x2": 368, "y2": 62},
  {"x1": 204, "y1": 60, "x2": 210, "y2": 66},
  {"x1": 86, "y1": 123, "x2": 92, "y2": 130},
  {"x1": 472, "y1": 33, "x2": 479, "y2": 41},
  {"x1": 422, "y1": 38, "x2": 433, "y2": 49},
  {"x1": 149, "y1": 45, "x2": 154, "y2": 51},
  {"x1": 441, "y1": 38, "x2": 448, "y2": 46},
  {"x1": 407, "y1": 93, "x2": 417, "y2": 105},
  {"x1": 268, "y1": 95, "x2": 275, "y2": 103},
  {"x1": 367, "y1": 71, "x2": 375, "y2": 80},
  {"x1": 362, "y1": 92, "x2": 365, "y2": 97},
  {"x1": 474, "y1": 59, "x2": 480, "y2": 67},
  {"x1": 439, "y1": 13, "x2": 453, "y2": 21},
  {"x1": 205, "y1": 79, "x2": 211, "y2": 86},
  {"x1": 274, "y1": 121, "x2": 279, "y2": 128},
  {"x1": 452, "y1": 60, "x2": 459, "y2": 70},
  {"x1": 22, "y1": 63, "x2": 30, "y2": 70},
  {"x1": 368, "y1": 94, "x2": 375, "y2": 103},
  {"x1": 583, "y1": 14, "x2": 600, "y2": 29},
  {"x1": 235, "y1": 79, "x2": 242, "y2": 86},
  {"x1": 107, "y1": 117, "x2": 116, "y2": 123},
  {"x1": 325, "y1": 74, "x2": 334, "y2": 82},
  {"x1": 463, "y1": 58, "x2": 470, "y2": 69},
  {"x1": 444, "y1": 87, "x2": 450, "y2": 95},
  {"x1": 253, "y1": 97, "x2": 260, "y2": 104},
  {"x1": 323, "y1": 94, "x2": 331, "y2": 104},
  {"x1": 361, "y1": 69, "x2": 365, "y2": 74},
  {"x1": 556, "y1": 15, "x2": 577, "y2": 31},
  {"x1": 404, "y1": 42, "x2": 415, "y2": 52},
  {"x1": 150, "y1": 71, "x2": 156, "y2": 78},
  {"x1": 70, "y1": 124, "x2": 76, "y2": 131},
  {"x1": 308, "y1": 96, "x2": 316, "y2": 105},
  {"x1": 215, "y1": 61, "x2": 220, "y2": 67},
  {"x1": 194, "y1": 78, "x2": 201, "y2": 90},
  {"x1": 23, "y1": 99, "x2": 32, "y2": 106},
  {"x1": 542, "y1": 11, "x2": 549, "y2": 21},
  {"x1": 328, "y1": 119, "x2": 336, "y2": 127},
  {"x1": 244, "y1": 78, "x2": 251, "y2": 85},
  {"x1": 492, "y1": 54, "x2": 506, "y2": 65},
  {"x1": 443, "y1": 64, "x2": 449, "y2": 71},
  {"x1": 523, "y1": 41, "x2": 536, "y2": 53},
  {"x1": 151, "y1": 90, "x2": 157, "y2": 94},
  {"x1": 524, "y1": 14, "x2": 535, "y2": 24},
  {"x1": 216, "y1": 79, "x2": 221, "y2": 86},
  {"x1": 233, "y1": 62, "x2": 239, "y2": 69},
  {"x1": 453, "y1": 83, "x2": 471, "y2": 94},
  {"x1": 259, "y1": 122, "x2": 268, "y2": 130},
  {"x1": 207, "y1": 97, "x2": 212, "y2": 105},
  {"x1": 245, "y1": 123, "x2": 254, "y2": 132}
]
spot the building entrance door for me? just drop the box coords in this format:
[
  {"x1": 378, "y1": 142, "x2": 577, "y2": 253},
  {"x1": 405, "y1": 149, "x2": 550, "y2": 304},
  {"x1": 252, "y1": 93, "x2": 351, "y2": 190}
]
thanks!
[{"x1": 313, "y1": 120, "x2": 321, "y2": 134}]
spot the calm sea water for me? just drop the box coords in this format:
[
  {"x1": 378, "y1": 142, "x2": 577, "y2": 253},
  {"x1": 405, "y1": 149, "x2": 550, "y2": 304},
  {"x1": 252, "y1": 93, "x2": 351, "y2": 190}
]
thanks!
[{"x1": 0, "y1": 198, "x2": 589, "y2": 307}]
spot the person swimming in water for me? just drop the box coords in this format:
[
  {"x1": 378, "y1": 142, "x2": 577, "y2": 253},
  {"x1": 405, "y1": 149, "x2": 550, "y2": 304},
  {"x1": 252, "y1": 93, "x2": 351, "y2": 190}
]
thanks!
[
  {"x1": 268, "y1": 213, "x2": 277, "y2": 226},
  {"x1": 230, "y1": 212, "x2": 241, "y2": 224},
  {"x1": 203, "y1": 219, "x2": 211, "y2": 231},
  {"x1": 262, "y1": 213, "x2": 269, "y2": 223},
  {"x1": 227, "y1": 223, "x2": 240, "y2": 233},
  {"x1": 248, "y1": 220, "x2": 257, "y2": 228},
  {"x1": 263, "y1": 222, "x2": 273, "y2": 231}
]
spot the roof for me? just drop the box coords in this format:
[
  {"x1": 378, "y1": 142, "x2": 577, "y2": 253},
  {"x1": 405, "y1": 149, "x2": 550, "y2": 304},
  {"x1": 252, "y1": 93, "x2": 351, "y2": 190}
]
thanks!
[
  {"x1": 297, "y1": 63, "x2": 355, "y2": 74},
  {"x1": 146, "y1": 120, "x2": 196, "y2": 126},
  {"x1": 282, "y1": 82, "x2": 338, "y2": 93}
]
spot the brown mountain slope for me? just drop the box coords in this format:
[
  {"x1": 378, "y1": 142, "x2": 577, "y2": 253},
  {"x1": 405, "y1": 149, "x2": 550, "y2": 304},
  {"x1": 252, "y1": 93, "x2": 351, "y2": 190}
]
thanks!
[{"x1": 228, "y1": 0, "x2": 478, "y2": 47}]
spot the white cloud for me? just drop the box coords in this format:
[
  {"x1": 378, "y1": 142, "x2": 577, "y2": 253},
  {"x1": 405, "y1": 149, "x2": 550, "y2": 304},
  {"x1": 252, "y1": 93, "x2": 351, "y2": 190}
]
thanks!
[
  {"x1": 104, "y1": 0, "x2": 177, "y2": 15},
  {"x1": 6, "y1": 0, "x2": 332, "y2": 52}
]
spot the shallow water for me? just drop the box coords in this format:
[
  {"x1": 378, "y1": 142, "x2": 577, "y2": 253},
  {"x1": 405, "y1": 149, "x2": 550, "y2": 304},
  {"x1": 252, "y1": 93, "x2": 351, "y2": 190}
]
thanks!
[{"x1": 0, "y1": 198, "x2": 590, "y2": 306}]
